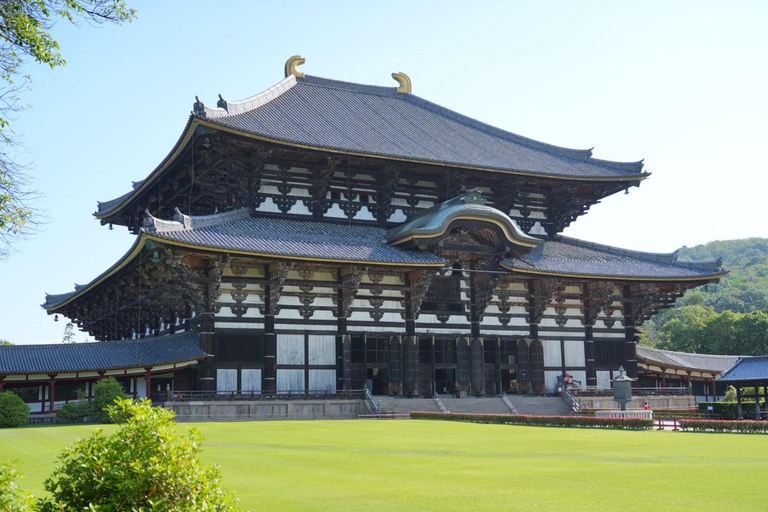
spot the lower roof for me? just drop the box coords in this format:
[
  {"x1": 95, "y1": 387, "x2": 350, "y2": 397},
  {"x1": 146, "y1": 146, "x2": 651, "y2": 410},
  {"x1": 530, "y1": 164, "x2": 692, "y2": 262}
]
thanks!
[
  {"x1": 44, "y1": 209, "x2": 724, "y2": 313},
  {"x1": 502, "y1": 237, "x2": 726, "y2": 281},
  {"x1": 637, "y1": 346, "x2": 739, "y2": 374},
  {"x1": 0, "y1": 332, "x2": 206, "y2": 375}
]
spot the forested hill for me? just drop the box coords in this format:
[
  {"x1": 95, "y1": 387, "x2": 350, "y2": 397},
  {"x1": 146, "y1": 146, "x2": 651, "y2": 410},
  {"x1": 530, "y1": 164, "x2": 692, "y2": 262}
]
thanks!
[
  {"x1": 676, "y1": 238, "x2": 768, "y2": 313},
  {"x1": 640, "y1": 238, "x2": 768, "y2": 355}
]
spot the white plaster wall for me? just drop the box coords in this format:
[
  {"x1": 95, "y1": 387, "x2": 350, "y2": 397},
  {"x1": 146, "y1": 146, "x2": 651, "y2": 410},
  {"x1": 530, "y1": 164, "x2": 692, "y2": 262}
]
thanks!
[
  {"x1": 309, "y1": 335, "x2": 336, "y2": 365},
  {"x1": 277, "y1": 334, "x2": 304, "y2": 364}
]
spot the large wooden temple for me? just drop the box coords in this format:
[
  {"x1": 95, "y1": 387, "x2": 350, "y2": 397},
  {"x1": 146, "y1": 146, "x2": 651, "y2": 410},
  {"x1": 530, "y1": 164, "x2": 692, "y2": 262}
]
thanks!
[{"x1": 29, "y1": 56, "x2": 725, "y2": 405}]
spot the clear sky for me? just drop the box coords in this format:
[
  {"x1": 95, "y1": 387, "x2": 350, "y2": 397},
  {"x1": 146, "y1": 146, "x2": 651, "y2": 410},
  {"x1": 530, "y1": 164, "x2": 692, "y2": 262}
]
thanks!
[{"x1": 1, "y1": 1, "x2": 766, "y2": 345}]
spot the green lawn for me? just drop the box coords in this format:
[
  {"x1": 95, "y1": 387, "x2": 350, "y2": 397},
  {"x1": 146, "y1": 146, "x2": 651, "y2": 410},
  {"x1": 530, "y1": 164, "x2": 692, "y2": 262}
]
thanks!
[{"x1": 1, "y1": 420, "x2": 767, "y2": 511}]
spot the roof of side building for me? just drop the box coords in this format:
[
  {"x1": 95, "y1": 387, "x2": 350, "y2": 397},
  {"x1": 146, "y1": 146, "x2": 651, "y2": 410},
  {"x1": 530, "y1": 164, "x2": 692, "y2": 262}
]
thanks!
[{"x1": 0, "y1": 332, "x2": 206, "y2": 375}]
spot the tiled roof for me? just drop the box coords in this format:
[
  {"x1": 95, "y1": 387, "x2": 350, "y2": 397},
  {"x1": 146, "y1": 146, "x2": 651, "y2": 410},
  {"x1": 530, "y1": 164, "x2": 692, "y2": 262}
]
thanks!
[
  {"x1": 0, "y1": 332, "x2": 206, "y2": 375},
  {"x1": 45, "y1": 210, "x2": 446, "y2": 312},
  {"x1": 717, "y1": 356, "x2": 768, "y2": 383},
  {"x1": 200, "y1": 75, "x2": 646, "y2": 181},
  {"x1": 144, "y1": 208, "x2": 445, "y2": 266},
  {"x1": 502, "y1": 237, "x2": 725, "y2": 280},
  {"x1": 96, "y1": 72, "x2": 648, "y2": 219},
  {"x1": 637, "y1": 346, "x2": 739, "y2": 374}
]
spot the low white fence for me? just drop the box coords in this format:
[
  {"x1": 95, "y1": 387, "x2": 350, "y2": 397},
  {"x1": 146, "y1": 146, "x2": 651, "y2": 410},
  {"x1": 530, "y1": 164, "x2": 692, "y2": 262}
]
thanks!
[{"x1": 595, "y1": 410, "x2": 653, "y2": 420}]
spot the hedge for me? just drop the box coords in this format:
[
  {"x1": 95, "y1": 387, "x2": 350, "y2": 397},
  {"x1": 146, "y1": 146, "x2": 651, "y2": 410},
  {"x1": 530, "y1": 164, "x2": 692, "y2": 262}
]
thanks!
[
  {"x1": 697, "y1": 401, "x2": 766, "y2": 420},
  {"x1": 410, "y1": 411, "x2": 653, "y2": 430},
  {"x1": 679, "y1": 419, "x2": 768, "y2": 434}
]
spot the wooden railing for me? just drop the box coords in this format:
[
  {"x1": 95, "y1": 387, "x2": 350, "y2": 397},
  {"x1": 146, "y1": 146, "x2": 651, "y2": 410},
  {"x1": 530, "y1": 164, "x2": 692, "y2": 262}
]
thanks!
[{"x1": 153, "y1": 389, "x2": 365, "y2": 403}]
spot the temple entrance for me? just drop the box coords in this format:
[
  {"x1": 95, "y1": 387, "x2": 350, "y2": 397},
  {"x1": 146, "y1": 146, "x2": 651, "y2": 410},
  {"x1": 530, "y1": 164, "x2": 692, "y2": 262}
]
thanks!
[
  {"x1": 501, "y1": 369, "x2": 517, "y2": 394},
  {"x1": 366, "y1": 368, "x2": 389, "y2": 395},
  {"x1": 435, "y1": 368, "x2": 456, "y2": 395}
]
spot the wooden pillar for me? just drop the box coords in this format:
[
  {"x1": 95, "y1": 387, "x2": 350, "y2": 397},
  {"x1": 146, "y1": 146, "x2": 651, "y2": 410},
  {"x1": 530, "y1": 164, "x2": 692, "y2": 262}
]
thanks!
[
  {"x1": 48, "y1": 374, "x2": 57, "y2": 414},
  {"x1": 468, "y1": 266, "x2": 484, "y2": 396},
  {"x1": 737, "y1": 386, "x2": 743, "y2": 420},
  {"x1": 661, "y1": 368, "x2": 666, "y2": 387},
  {"x1": 145, "y1": 367, "x2": 153, "y2": 400},
  {"x1": 0, "y1": 375, "x2": 4, "y2": 393},
  {"x1": 403, "y1": 273, "x2": 419, "y2": 397},
  {"x1": 755, "y1": 381, "x2": 761, "y2": 420},
  {"x1": 622, "y1": 285, "x2": 638, "y2": 378},
  {"x1": 263, "y1": 283, "x2": 276, "y2": 393},
  {"x1": 337, "y1": 274, "x2": 347, "y2": 392},
  {"x1": 582, "y1": 284, "x2": 597, "y2": 387},
  {"x1": 199, "y1": 312, "x2": 216, "y2": 392}
]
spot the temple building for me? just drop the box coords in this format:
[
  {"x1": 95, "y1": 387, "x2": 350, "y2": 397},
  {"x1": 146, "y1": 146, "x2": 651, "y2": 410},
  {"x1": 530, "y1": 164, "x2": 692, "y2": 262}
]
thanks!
[{"x1": 6, "y1": 56, "x2": 728, "y2": 409}]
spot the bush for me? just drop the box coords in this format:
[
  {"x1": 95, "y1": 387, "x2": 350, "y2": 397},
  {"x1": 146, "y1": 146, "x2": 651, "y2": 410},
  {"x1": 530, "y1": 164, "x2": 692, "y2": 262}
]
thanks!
[
  {"x1": 91, "y1": 377, "x2": 127, "y2": 423},
  {"x1": 39, "y1": 398, "x2": 237, "y2": 511},
  {"x1": 55, "y1": 400, "x2": 92, "y2": 422},
  {"x1": 698, "y1": 401, "x2": 766, "y2": 420},
  {"x1": 679, "y1": 419, "x2": 768, "y2": 434},
  {"x1": 410, "y1": 411, "x2": 653, "y2": 430},
  {"x1": 0, "y1": 391, "x2": 30, "y2": 428},
  {"x1": 0, "y1": 463, "x2": 33, "y2": 511}
]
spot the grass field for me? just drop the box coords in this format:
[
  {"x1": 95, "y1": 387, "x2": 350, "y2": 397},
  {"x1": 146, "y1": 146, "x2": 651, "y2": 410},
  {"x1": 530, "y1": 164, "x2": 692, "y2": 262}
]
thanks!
[{"x1": 1, "y1": 420, "x2": 767, "y2": 511}]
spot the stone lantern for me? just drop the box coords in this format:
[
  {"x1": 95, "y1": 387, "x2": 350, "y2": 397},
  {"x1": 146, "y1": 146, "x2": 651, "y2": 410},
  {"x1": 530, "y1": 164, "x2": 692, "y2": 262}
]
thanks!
[{"x1": 613, "y1": 366, "x2": 636, "y2": 411}]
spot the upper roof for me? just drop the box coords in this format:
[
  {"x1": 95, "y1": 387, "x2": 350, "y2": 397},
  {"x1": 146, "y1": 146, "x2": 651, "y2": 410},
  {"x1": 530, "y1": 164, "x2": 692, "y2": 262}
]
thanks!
[
  {"x1": 0, "y1": 332, "x2": 206, "y2": 375},
  {"x1": 95, "y1": 58, "x2": 648, "y2": 220},
  {"x1": 637, "y1": 346, "x2": 739, "y2": 374},
  {"x1": 198, "y1": 73, "x2": 646, "y2": 180},
  {"x1": 502, "y1": 237, "x2": 726, "y2": 281}
]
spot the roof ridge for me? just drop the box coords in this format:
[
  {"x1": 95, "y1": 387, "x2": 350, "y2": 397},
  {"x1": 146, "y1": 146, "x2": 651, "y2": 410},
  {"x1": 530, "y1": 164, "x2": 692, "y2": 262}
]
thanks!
[
  {"x1": 142, "y1": 207, "x2": 251, "y2": 234},
  {"x1": 194, "y1": 76, "x2": 298, "y2": 119},
  {"x1": 639, "y1": 346, "x2": 739, "y2": 358}
]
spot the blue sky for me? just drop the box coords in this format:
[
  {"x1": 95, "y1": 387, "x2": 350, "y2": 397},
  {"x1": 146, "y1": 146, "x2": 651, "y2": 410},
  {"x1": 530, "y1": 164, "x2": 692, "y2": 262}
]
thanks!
[{"x1": 1, "y1": 1, "x2": 766, "y2": 344}]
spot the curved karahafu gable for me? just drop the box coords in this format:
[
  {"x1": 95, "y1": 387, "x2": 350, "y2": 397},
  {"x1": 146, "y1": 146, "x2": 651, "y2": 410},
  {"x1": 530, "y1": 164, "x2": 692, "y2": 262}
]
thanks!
[{"x1": 387, "y1": 189, "x2": 541, "y2": 251}]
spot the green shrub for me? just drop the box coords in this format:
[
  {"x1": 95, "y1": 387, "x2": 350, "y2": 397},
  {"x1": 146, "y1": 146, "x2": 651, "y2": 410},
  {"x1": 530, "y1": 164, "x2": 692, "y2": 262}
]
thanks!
[
  {"x1": 410, "y1": 411, "x2": 653, "y2": 430},
  {"x1": 38, "y1": 398, "x2": 236, "y2": 511},
  {"x1": 0, "y1": 463, "x2": 33, "y2": 511},
  {"x1": 698, "y1": 401, "x2": 766, "y2": 419},
  {"x1": 55, "y1": 401, "x2": 92, "y2": 422},
  {"x1": 679, "y1": 419, "x2": 768, "y2": 434},
  {"x1": 0, "y1": 392, "x2": 30, "y2": 428},
  {"x1": 91, "y1": 377, "x2": 127, "y2": 423}
]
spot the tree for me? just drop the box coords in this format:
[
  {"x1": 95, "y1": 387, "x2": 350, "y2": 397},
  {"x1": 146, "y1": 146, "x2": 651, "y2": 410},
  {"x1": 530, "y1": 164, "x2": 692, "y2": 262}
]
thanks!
[
  {"x1": 39, "y1": 399, "x2": 237, "y2": 511},
  {"x1": 0, "y1": 463, "x2": 33, "y2": 512},
  {"x1": 91, "y1": 376, "x2": 126, "y2": 422},
  {"x1": 0, "y1": 339, "x2": 12, "y2": 345},
  {"x1": 0, "y1": 0, "x2": 136, "y2": 259},
  {"x1": 0, "y1": 391, "x2": 30, "y2": 427},
  {"x1": 61, "y1": 322, "x2": 74, "y2": 343}
]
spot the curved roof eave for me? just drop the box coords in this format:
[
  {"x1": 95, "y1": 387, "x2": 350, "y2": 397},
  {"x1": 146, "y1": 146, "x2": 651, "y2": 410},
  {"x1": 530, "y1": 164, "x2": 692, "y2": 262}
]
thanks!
[
  {"x1": 94, "y1": 117, "x2": 649, "y2": 222},
  {"x1": 499, "y1": 264, "x2": 727, "y2": 282}
]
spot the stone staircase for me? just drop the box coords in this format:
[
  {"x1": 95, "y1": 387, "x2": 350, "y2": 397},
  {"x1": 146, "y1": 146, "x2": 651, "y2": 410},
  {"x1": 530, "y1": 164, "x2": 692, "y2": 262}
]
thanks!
[
  {"x1": 377, "y1": 397, "x2": 441, "y2": 414},
  {"x1": 375, "y1": 395, "x2": 572, "y2": 416},
  {"x1": 505, "y1": 396, "x2": 572, "y2": 416},
  {"x1": 440, "y1": 397, "x2": 512, "y2": 415}
]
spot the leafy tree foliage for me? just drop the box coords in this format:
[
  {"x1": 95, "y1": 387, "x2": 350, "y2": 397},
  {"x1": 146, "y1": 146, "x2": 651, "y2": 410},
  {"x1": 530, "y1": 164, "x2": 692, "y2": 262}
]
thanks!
[
  {"x1": 0, "y1": 391, "x2": 30, "y2": 427},
  {"x1": 40, "y1": 398, "x2": 237, "y2": 511},
  {"x1": 641, "y1": 238, "x2": 768, "y2": 355},
  {"x1": 0, "y1": 1, "x2": 135, "y2": 258},
  {"x1": 0, "y1": 339, "x2": 12, "y2": 345},
  {"x1": 90, "y1": 376, "x2": 126, "y2": 422},
  {"x1": 0, "y1": 463, "x2": 33, "y2": 512}
]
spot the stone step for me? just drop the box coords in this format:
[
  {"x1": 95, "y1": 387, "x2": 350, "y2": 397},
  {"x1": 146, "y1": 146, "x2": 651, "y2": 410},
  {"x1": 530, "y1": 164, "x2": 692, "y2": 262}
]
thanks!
[
  {"x1": 506, "y1": 396, "x2": 572, "y2": 416},
  {"x1": 377, "y1": 398, "x2": 440, "y2": 414},
  {"x1": 440, "y1": 398, "x2": 512, "y2": 415}
]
